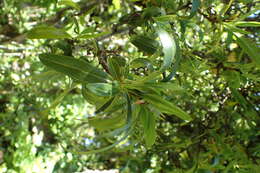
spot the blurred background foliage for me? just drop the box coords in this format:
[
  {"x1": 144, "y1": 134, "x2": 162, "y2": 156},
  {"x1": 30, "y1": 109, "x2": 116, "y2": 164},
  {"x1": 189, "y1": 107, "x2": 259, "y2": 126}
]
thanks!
[{"x1": 0, "y1": 0, "x2": 259, "y2": 172}]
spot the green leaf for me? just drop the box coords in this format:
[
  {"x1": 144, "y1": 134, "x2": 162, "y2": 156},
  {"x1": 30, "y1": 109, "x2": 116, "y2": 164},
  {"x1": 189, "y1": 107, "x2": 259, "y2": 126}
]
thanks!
[
  {"x1": 85, "y1": 82, "x2": 119, "y2": 97},
  {"x1": 235, "y1": 36, "x2": 260, "y2": 67},
  {"x1": 153, "y1": 15, "x2": 177, "y2": 22},
  {"x1": 95, "y1": 97, "x2": 115, "y2": 114},
  {"x1": 77, "y1": 31, "x2": 110, "y2": 39},
  {"x1": 162, "y1": 37, "x2": 181, "y2": 82},
  {"x1": 39, "y1": 53, "x2": 109, "y2": 83},
  {"x1": 139, "y1": 106, "x2": 156, "y2": 148},
  {"x1": 157, "y1": 29, "x2": 176, "y2": 72},
  {"x1": 223, "y1": 70, "x2": 240, "y2": 89},
  {"x1": 131, "y1": 35, "x2": 159, "y2": 54},
  {"x1": 234, "y1": 21, "x2": 260, "y2": 27},
  {"x1": 143, "y1": 94, "x2": 192, "y2": 121},
  {"x1": 130, "y1": 58, "x2": 153, "y2": 71},
  {"x1": 189, "y1": 0, "x2": 201, "y2": 18},
  {"x1": 75, "y1": 93, "x2": 133, "y2": 154},
  {"x1": 88, "y1": 113, "x2": 126, "y2": 131},
  {"x1": 59, "y1": 0, "x2": 80, "y2": 10},
  {"x1": 108, "y1": 57, "x2": 126, "y2": 80},
  {"x1": 27, "y1": 26, "x2": 71, "y2": 39},
  {"x1": 224, "y1": 23, "x2": 251, "y2": 35}
]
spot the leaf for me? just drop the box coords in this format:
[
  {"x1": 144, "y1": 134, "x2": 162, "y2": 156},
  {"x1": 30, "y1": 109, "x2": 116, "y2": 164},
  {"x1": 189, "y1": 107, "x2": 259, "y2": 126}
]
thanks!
[
  {"x1": 130, "y1": 58, "x2": 153, "y2": 71},
  {"x1": 235, "y1": 36, "x2": 260, "y2": 67},
  {"x1": 234, "y1": 21, "x2": 260, "y2": 27},
  {"x1": 88, "y1": 113, "x2": 126, "y2": 131},
  {"x1": 162, "y1": 37, "x2": 181, "y2": 82},
  {"x1": 108, "y1": 57, "x2": 126, "y2": 80},
  {"x1": 143, "y1": 94, "x2": 192, "y2": 121},
  {"x1": 95, "y1": 97, "x2": 115, "y2": 114},
  {"x1": 85, "y1": 82, "x2": 119, "y2": 97},
  {"x1": 153, "y1": 15, "x2": 177, "y2": 22},
  {"x1": 189, "y1": 0, "x2": 201, "y2": 18},
  {"x1": 75, "y1": 93, "x2": 133, "y2": 154},
  {"x1": 223, "y1": 70, "x2": 240, "y2": 89},
  {"x1": 59, "y1": 0, "x2": 80, "y2": 10},
  {"x1": 39, "y1": 53, "x2": 109, "y2": 83},
  {"x1": 157, "y1": 29, "x2": 176, "y2": 72},
  {"x1": 131, "y1": 35, "x2": 159, "y2": 54},
  {"x1": 77, "y1": 31, "x2": 110, "y2": 39},
  {"x1": 139, "y1": 106, "x2": 156, "y2": 148},
  {"x1": 27, "y1": 26, "x2": 71, "y2": 39},
  {"x1": 224, "y1": 23, "x2": 251, "y2": 35}
]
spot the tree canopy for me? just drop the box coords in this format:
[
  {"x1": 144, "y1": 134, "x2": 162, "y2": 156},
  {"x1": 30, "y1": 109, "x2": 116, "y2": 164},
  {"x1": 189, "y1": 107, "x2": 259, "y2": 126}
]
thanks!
[{"x1": 0, "y1": 0, "x2": 259, "y2": 172}]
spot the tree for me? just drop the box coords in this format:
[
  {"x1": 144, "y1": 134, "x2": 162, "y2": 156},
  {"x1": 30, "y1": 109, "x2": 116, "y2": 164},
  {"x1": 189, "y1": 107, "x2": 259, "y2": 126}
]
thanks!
[{"x1": 0, "y1": 0, "x2": 259, "y2": 172}]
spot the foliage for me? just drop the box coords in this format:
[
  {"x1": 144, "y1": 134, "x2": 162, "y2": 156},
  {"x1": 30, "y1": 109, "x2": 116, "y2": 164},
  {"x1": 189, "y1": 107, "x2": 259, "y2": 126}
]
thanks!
[{"x1": 0, "y1": 0, "x2": 259, "y2": 172}]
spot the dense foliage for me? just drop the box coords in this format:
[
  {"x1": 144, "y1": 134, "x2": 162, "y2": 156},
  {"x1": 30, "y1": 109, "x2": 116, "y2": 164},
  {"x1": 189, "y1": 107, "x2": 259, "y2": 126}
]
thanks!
[{"x1": 0, "y1": 0, "x2": 259, "y2": 172}]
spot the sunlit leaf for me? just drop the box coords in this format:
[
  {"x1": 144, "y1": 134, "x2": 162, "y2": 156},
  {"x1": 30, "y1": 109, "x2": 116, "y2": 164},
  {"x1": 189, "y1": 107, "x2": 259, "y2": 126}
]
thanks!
[
  {"x1": 85, "y1": 82, "x2": 119, "y2": 97},
  {"x1": 27, "y1": 26, "x2": 71, "y2": 39},
  {"x1": 235, "y1": 36, "x2": 260, "y2": 67},
  {"x1": 88, "y1": 113, "x2": 125, "y2": 131},
  {"x1": 39, "y1": 53, "x2": 109, "y2": 83},
  {"x1": 143, "y1": 94, "x2": 192, "y2": 121},
  {"x1": 234, "y1": 21, "x2": 260, "y2": 27},
  {"x1": 139, "y1": 106, "x2": 156, "y2": 148},
  {"x1": 59, "y1": 0, "x2": 80, "y2": 10},
  {"x1": 157, "y1": 29, "x2": 176, "y2": 72}
]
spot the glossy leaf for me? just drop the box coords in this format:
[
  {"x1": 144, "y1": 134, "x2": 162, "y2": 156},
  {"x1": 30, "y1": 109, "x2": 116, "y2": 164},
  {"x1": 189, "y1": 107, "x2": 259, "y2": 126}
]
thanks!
[
  {"x1": 157, "y1": 29, "x2": 176, "y2": 72},
  {"x1": 143, "y1": 94, "x2": 192, "y2": 121},
  {"x1": 27, "y1": 26, "x2": 71, "y2": 39},
  {"x1": 139, "y1": 106, "x2": 156, "y2": 148},
  {"x1": 162, "y1": 37, "x2": 181, "y2": 82},
  {"x1": 39, "y1": 53, "x2": 109, "y2": 83}
]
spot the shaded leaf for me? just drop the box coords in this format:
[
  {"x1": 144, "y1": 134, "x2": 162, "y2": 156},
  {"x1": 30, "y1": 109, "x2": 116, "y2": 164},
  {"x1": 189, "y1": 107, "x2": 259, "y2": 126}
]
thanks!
[
  {"x1": 189, "y1": 0, "x2": 201, "y2": 18},
  {"x1": 131, "y1": 35, "x2": 159, "y2": 54}
]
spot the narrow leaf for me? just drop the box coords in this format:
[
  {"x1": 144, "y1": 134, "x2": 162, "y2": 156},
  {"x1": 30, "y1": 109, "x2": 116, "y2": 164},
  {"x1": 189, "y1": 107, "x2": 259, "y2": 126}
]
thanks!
[
  {"x1": 189, "y1": 0, "x2": 201, "y2": 18},
  {"x1": 85, "y1": 82, "x2": 119, "y2": 97},
  {"x1": 157, "y1": 29, "x2": 176, "y2": 72},
  {"x1": 39, "y1": 53, "x2": 109, "y2": 83},
  {"x1": 95, "y1": 97, "x2": 115, "y2": 114},
  {"x1": 143, "y1": 94, "x2": 192, "y2": 121},
  {"x1": 234, "y1": 21, "x2": 260, "y2": 27},
  {"x1": 139, "y1": 106, "x2": 156, "y2": 148},
  {"x1": 27, "y1": 26, "x2": 71, "y2": 39},
  {"x1": 59, "y1": 0, "x2": 80, "y2": 10},
  {"x1": 88, "y1": 113, "x2": 125, "y2": 131},
  {"x1": 235, "y1": 36, "x2": 260, "y2": 67}
]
